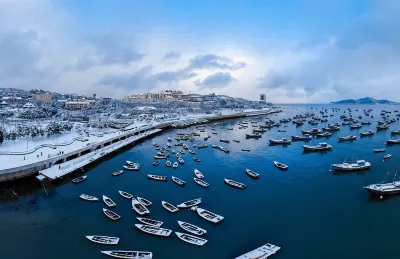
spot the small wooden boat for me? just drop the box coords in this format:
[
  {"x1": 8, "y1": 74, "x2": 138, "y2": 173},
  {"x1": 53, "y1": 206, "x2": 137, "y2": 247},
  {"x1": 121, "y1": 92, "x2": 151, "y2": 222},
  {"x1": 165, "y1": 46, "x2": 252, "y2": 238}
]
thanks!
[
  {"x1": 112, "y1": 170, "x2": 123, "y2": 176},
  {"x1": 161, "y1": 201, "x2": 179, "y2": 213},
  {"x1": 72, "y1": 175, "x2": 87, "y2": 184},
  {"x1": 166, "y1": 160, "x2": 172, "y2": 167},
  {"x1": 188, "y1": 150, "x2": 196, "y2": 154},
  {"x1": 194, "y1": 178, "x2": 209, "y2": 188},
  {"x1": 79, "y1": 194, "x2": 99, "y2": 202},
  {"x1": 177, "y1": 198, "x2": 201, "y2": 208},
  {"x1": 245, "y1": 168, "x2": 259, "y2": 179},
  {"x1": 242, "y1": 148, "x2": 251, "y2": 152},
  {"x1": 178, "y1": 221, "x2": 207, "y2": 236},
  {"x1": 193, "y1": 157, "x2": 201, "y2": 162},
  {"x1": 274, "y1": 161, "x2": 288, "y2": 170},
  {"x1": 103, "y1": 195, "x2": 116, "y2": 208},
  {"x1": 152, "y1": 160, "x2": 160, "y2": 166},
  {"x1": 86, "y1": 235, "x2": 119, "y2": 245},
  {"x1": 196, "y1": 208, "x2": 224, "y2": 224},
  {"x1": 132, "y1": 198, "x2": 150, "y2": 215},
  {"x1": 126, "y1": 160, "x2": 134, "y2": 166},
  {"x1": 118, "y1": 190, "x2": 133, "y2": 200},
  {"x1": 137, "y1": 196, "x2": 152, "y2": 207},
  {"x1": 101, "y1": 250, "x2": 153, "y2": 259},
  {"x1": 384, "y1": 154, "x2": 392, "y2": 160},
  {"x1": 173, "y1": 162, "x2": 179, "y2": 168},
  {"x1": 147, "y1": 174, "x2": 167, "y2": 181},
  {"x1": 172, "y1": 176, "x2": 186, "y2": 186},
  {"x1": 175, "y1": 232, "x2": 208, "y2": 246},
  {"x1": 103, "y1": 208, "x2": 121, "y2": 221},
  {"x1": 224, "y1": 178, "x2": 246, "y2": 189},
  {"x1": 136, "y1": 217, "x2": 163, "y2": 227},
  {"x1": 123, "y1": 165, "x2": 140, "y2": 171},
  {"x1": 135, "y1": 224, "x2": 172, "y2": 237},
  {"x1": 374, "y1": 148, "x2": 386, "y2": 153},
  {"x1": 234, "y1": 243, "x2": 281, "y2": 259},
  {"x1": 194, "y1": 169, "x2": 204, "y2": 179}
]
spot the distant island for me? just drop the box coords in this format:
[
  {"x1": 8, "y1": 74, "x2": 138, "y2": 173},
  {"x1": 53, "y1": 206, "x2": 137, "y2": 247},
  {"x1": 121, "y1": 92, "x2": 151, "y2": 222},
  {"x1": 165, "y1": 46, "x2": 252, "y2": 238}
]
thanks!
[{"x1": 331, "y1": 97, "x2": 399, "y2": 105}]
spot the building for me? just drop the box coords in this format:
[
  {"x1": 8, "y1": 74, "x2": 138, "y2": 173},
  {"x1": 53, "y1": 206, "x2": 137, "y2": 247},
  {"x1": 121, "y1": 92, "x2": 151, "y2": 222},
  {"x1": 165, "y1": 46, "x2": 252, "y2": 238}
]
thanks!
[
  {"x1": 22, "y1": 102, "x2": 36, "y2": 109},
  {"x1": 260, "y1": 94, "x2": 266, "y2": 102},
  {"x1": 35, "y1": 92, "x2": 52, "y2": 103},
  {"x1": 123, "y1": 94, "x2": 152, "y2": 103},
  {"x1": 123, "y1": 90, "x2": 189, "y2": 103},
  {"x1": 65, "y1": 101, "x2": 91, "y2": 110}
]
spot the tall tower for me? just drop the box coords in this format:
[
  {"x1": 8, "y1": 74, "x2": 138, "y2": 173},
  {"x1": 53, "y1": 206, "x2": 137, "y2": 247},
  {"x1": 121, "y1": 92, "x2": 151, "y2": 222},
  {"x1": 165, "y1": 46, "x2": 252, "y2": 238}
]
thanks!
[{"x1": 260, "y1": 94, "x2": 266, "y2": 102}]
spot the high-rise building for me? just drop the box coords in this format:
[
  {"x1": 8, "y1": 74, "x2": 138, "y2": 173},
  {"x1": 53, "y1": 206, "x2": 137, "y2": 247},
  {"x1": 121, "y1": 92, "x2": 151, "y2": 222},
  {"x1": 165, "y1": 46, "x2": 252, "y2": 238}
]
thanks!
[{"x1": 260, "y1": 94, "x2": 266, "y2": 102}]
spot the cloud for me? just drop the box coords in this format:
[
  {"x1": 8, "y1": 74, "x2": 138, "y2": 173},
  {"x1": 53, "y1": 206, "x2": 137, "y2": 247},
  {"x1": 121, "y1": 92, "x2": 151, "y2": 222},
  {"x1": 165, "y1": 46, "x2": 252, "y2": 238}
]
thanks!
[
  {"x1": 152, "y1": 69, "x2": 197, "y2": 83},
  {"x1": 163, "y1": 51, "x2": 181, "y2": 61},
  {"x1": 194, "y1": 72, "x2": 235, "y2": 87},
  {"x1": 98, "y1": 66, "x2": 154, "y2": 91},
  {"x1": 188, "y1": 54, "x2": 247, "y2": 70}
]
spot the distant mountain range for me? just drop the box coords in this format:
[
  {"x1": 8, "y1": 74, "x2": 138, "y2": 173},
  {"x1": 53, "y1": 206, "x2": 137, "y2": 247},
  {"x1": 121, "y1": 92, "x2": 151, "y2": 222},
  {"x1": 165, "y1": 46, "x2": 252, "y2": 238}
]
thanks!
[{"x1": 331, "y1": 97, "x2": 399, "y2": 105}]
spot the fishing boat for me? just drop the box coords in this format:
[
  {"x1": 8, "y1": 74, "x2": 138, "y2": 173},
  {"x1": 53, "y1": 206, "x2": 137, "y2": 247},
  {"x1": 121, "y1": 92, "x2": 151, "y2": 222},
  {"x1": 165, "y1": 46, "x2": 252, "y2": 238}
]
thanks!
[
  {"x1": 171, "y1": 149, "x2": 176, "y2": 154},
  {"x1": 194, "y1": 178, "x2": 209, "y2": 188},
  {"x1": 391, "y1": 129, "x2": 400, "y2": 135},
  {"x1": 134, "y1": 224, "x2": 172, "y2": 237},
  {"x1": 338, "y1": 135, "x2": 357, "y2": 141},
  {"x1": 175, "y1": 232, "x2": 208, "y2": 246},
  {"x1": 198, "y1": 144, "x2": 208, "y2": 149},
  {"x1": 103, "y1": 208, "x2": 121, "y2": 221},
  {"x1": 161, "y1": 201, "x2": 179, "y2": 213},
  {"x1": 232, "y1": 139, "x2": 240, "y2": 143},
  {"x1": 103, "y1": 195, "x2": 116, "y2": 208},
  {"x1": 349, "y1": 124, "x2": 362, "y2": 129},
  {"x1": 179, "y1": 150, "x2": 185, "y2": 154},
  {"x1": 79, "y1": 194, "x2": 99, "y2": 202},
  {"x1": 177, "y1": 198, "x2": 201, "y2": 208},
  {"x1": 245, "y1": 169, "x2": 259, "y2": 179},
  {"x1": 274, "y1": 161, "x2": 288, "y2": 170},
  {"x1": 374, "y1": 148, "x2": 386, "y2": 153},
  {"x1": 119, "y1": 190, "x2": 133, "y2": 200},
  {"x1": 384, "y1": 154, "x2": 392, "y2": 160},
  {"x1": 152, "y1": 160, "x2": 160, "y2": 166},
  {"x1": 100, "y1": 250, "x2": 153, "y2": 259},
  {"x1": 386, "y1": 139, "x2": 400, "y2": 145},
  {"x1": 291, "y1": 135, "x2": 312, "y2": 141},
  {"x1": 245, "y1": 133, "x2": 262, "y2": 139},
  {"x1": 316, "y1": 132, "x2": 332, "y2": 138},
  {"x1": 212, "y1": 144, "x2": 218, "y2": 148},
  {"x1": 196, "y1": 208, "x2": 224, "y2": 224},
  {"x1": 218, "y1": 146, "x2": 230, "y2": 153},
  {"x1": 153, "y1": 155, "x2": 168, "y2": 159},
  {"x1": 177, "y1": 221, "x2": 207, "y2": 236},
  {"x1": 194, "y1": 169, "x2": 204, "y2": 179},
  {"x1": 123, "y1": 164, "x2": 140, "y2": 171},
  {"x1": 132, "y1": 198, "x2": 150, "y2": 215},
  {"x1": 86, "y1": 235, "x2": 119, "y2": 245},
  {"x1": 361, "y1": 121, "x2": 372, "y2": 125},
  {"x1": 152, "y1": 142, "x2": 159, "y2": 147},
  {"x1": 137, "y1": 196, "x2": 152, "y2": 207},
  {"x1": 301, "y1": 128, "x2": 322, "y2": 135},
  {"x1": 269, "y1": 138, "x2": 291, "y2": 145},
  {"x1": 166, "y1": 160, "x2": 172, "y2": 167},
  {"x1": 193, "y1": 157, "x2": 201, "y2": 162},
  {"x1": 112, "y1": 170, "x2": 123, "y2": 176},
  {"x1": 302, "y1": 142, "x2": 332, "y2": 152},
  {"x1": 332, "y1": 160, "x2": 371, "y2": 171},
  {"x1": 234, "y1": 243, "x2": 281, "y2": 259},
  {"x1": 377, "y1": 124, "x2": 389, "y2": 130},
  {"x1": 188, "y1": 150, "x2": 196, "y2": 154},
  {"x1": 172, "y1": 176, "x2": 186, "y2": 186},
  {"x1": 147, "y1": 174, "x2": 167, "y2": 181},
  {"x1": 253, "y1": 128, "x2": 267, "y2": 133},
  {"x1": 178, "y1": 157, "x2": 185, "y2": 164},
  {"x1": 364, "y1": 171, "x2": 400, "y2": 196},
  {"x1": 136, "y1": 217, "x2": 163, "y2": 227},
  {"x1": 224, "y1": 178, "x2": 246, "y2": 189},
  {"x1": 360, "y1": 130, "x2": 374, "y2": 136},
  {"x1": 173, "y1": 162, "x2": 179, "y2": 168},
  {"x1": 242, "y1": 148, "x2": 251, "y2": 152},
  {"x1": 167, "y1": 137, "x2": 172, "y2": 142},
  {"x1": 72, "y1": 175, "x2": 87, "y2": 184}
]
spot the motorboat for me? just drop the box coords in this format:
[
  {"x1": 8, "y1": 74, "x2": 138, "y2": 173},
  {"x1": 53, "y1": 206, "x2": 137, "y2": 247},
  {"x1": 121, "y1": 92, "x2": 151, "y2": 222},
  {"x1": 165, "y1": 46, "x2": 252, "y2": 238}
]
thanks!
[
  {"x1": 119, "y1": 190, "x2": 133, "y2": 200},
  {"x1": 274, "y1": 161, "x2": 288, "y2": 170},
  {"x1": 245, "y1": 168, "x2": 259, "y2": 179},
  {"x1": 136, "y1": 217, "x2": 163, "y2": 227},
  {"x1": 178, "y1": 221, "x2": 207, "y2": 236},
  {"x1": 72, "y1": 175, "x2": 87, "y2": 184},
  {"x1": 220, "y1": 139, "x2": 230, "y2": 143},
  {"x1": 103, "y1": 208, "x2": 121, "y2": 221},
  {"x1": 301, "y1": 128, "x2": 322, "y2": 135},
  {"x1": 132, "y1": 198, "x2": 150, "y2": 215},
  {"x1": 177, "y1": 198, "x2": 201, "y2": 208},
  {"x1": 175, "y1": 232, "x2": 208, "y2": 246},
  {"x1": 147, "y1": 174, "x2": 167, "y2": 181},
  {"x1": 386, "y1": 139, "x2": 400, "y2": 145},
  {"x1": 194, "y1": 178, "x2": 209, "y2": 188},
  {"x1": 178, "y1": 157, "x2": 185, "y2": 164},
  {"x1": 234, "y1": 243, "x2": 281, "y2": 259},
  {"x1": 224, "y1": 178, "x2": 246, "y2": 189},
  {"x1": 377, "y1": 124, "x2": 389, "y2": 130},
  {"x1": 323, "y1": 125, "x2": 340, "y2": 131},
  {"x1": 137, "y1": 197, "x2": 152, "y2": 207},
  {"x1": 245, "y1": 133, "x2": 262, "y2": 139},
  {"x1": 291, "y1": 135, "x2": 312, "y2": 141},
  {"x1": 79, "y1": 194, "x2": 99, "y2": 202},
  {"x1": 86, "y1": 235, "x2": 119, "y2": 245},
  {"x1": 103, "y1": 195, "x2": 116, "y2": 208},
  {"x1": 242, "y1": 148, "x2": 251, "y2": 152},
  {"x1": 100, "y1": 250, "x2": 153, "y2": 259},
  {"x1": 332, "y1": 160, "x2": 371, "y2": 171},
  {"x1": 112, "y1": 170, "x2": 123, "y2": 176},
  {"x1": 194, "y1": 169, "x2": 204, "y2": 179},
  {"x1": 316, "y1": 132, "x2": 332, "y2": 138},
  {"x1": 153, "y1": 160, "x2": 160, "y2": 166},
  {"x1": 193, "y1": 157, "x2": 201, "y2": 162},
  {"x1": 384, "y1": 154, "x2": 392, "y2": 160},
  {"x1": 232, "y1": 139, "x2": 240, "y2": 143},
  {"x1": 196, "y1": 208, "x2": 224, "y2": 224},
  {"x1": 162, "y1": 201, "x2": 179, "y2": 213},
  {"x1": 338, "y1": 135, "x2": 357, "y2": 141},
  {"x1": 374, "y1": 149, "x2": 386, "y2": 153},
  {"x1": 134, "y1": 224, "x2": 172, "y2": 237},
  {"x1": 172, "y1": 176, "x2": 186, "y2": 186},
  {"x1": 302, "y1": 142, "x2": 332, "y2": 151},
  {"x1": 123, "y1": 163, "x2": 140, "y2": 171},
  {"x1": 360, "y1": 130, "x2": 374, "y2": 136},
  {"x1": 391, "y1": 129, "x2": 400, "y2": 135},
  {"x1": 173, "y1": 162, "x2": 179, "y2": 168},
  {"x1": 349, "y1": 124, "x2": 362, "y2": 129},
  {"x1": 154, "y1": 155, "x2": 168, "y2": 159},
  {"x1": 269, "y1": 138, "x2": 291, "y2": 145},
  {"x1": 166, "y1": 160, "x2": 172, "y2": 167},
  {"x1": 188, "y1": 150, "x2": 196, "y2": 154}
]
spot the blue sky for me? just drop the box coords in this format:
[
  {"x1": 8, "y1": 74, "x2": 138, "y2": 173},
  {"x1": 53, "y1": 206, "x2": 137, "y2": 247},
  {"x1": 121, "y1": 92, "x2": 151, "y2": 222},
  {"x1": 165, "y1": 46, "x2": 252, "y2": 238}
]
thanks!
[{"x1": 0, "y1": 0, "x2": 399, "y2": 103}]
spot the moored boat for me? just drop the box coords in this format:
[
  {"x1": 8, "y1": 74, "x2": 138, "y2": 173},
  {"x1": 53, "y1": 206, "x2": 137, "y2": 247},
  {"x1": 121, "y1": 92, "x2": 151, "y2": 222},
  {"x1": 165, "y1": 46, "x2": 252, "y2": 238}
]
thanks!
[
  {"x1": 137, "y1": 196, "x2": 152, "y2": 207},
  {"x1": 194, "y1": 178, "x2": 209, "y2": 188},
  {"x1": 134, "y1": 224, "x2": 172, "y2": 237},
  {"x1": 172, "y1": 176, "x2": 186, "y2": 186},
  {"x1": 177, "y1": 221, "x2": 207, "y2": 236},
  {"x1": 112, "y1": 170, "x2": 123, "y2": 176},
  {"x1": 302, "y1": 142, "x2": 332, "y2": 151},
  {"x1": 332, "y1": 160, "x2": 371, "y2": 171},
  {"x1": 224, "y1": 178, "x2": 246, "y2": 189},
  {"x1": 147, "y1": 174, "x2": 167, "y2": 181},
  {"x1": 374, "y1": 148, "x2": 386, "y2": 153},
  {"x1": 245, "y1": 168, "x2": 259, "y2": 179},
  {"x1": 100, "y1": 250, "x2": 153, "y2": 259},
  {"x1": 196, "y1": 208, "x2": 224, "y2": 224},
  {"x1": 86, "y1": 235, "x2": 119, "y2": 245},
  {"x1": 384, "y1": 154, "x2": 392, "y2": 160},
  {"x1": 173, "y1": 162, "x2": 179, "y2": 168},
  {"x1": 72, "y1": 175, "x2": 87, "y2": 184},
  {"x1": 338, "y1": 135, "x2": 357, "y2": 141},
  {"x1": 234, "y1": 243, "x2": 281, "y2": 259},
  {"x1": 291, "y1": 135, "x2": 312, "y2": 141},
  {"x1": 132, "y1": 198, "x2": 150, "y2": 215},
  {"x1": 175, "y1": 232, "x2": 208, "y2": 246},
  {"x1": 360, "y1": 130, "x2": 374, "y2": 136},
  {"x1": 136, "y1": 217, "x2": 163, "y2": 227},
  {"x1": 274, "y1": 161, "x2": 288, "y2": 170},
  {"x1": 103, "y1": 208, "x2": 121, "y2": 221},
  {"x1": 269, "y1": 138, "x2": 291, "y2": 145},
  {"x1": 103, "y1": 195, "x2": 116, "y2": 208},
  {"x1": 80, "y1": 194, "x2": 99, "y2": 202},
  {"x1": 152, "y1": 160, "x2": 160, "y2": 166},
  {"x1": 194, "y1": 169, "x2": 204, "y2": 179},
  {"x1": 119, "y1": 190, "x2": 133, "y2": 199},
  {"x1": 386, "y1": 138, "x2": 400, "y2": 145},
  {"x1": 177, "y1": 198, "x2": 201, "y2": 208},
  {"x1": 162, "y1": 201, "x2": 179, "y2": 213}
]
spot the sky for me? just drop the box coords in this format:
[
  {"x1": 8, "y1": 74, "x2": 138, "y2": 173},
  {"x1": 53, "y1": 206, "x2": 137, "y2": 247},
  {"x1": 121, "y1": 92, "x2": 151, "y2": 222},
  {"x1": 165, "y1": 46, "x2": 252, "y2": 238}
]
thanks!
[{"x1": 0, "y1": 0, "x2": 399, "y2": 103}]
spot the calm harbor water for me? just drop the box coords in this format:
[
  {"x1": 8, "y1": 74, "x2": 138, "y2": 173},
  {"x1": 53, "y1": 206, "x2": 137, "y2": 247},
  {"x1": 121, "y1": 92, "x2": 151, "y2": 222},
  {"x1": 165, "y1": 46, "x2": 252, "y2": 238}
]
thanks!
[{"x1": 1, "y1": 104, "x2": 400, "y2": 259}]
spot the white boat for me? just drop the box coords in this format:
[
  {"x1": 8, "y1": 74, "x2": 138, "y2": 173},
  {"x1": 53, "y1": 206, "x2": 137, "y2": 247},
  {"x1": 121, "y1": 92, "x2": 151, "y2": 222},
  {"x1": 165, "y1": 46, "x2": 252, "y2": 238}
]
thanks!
[
  {"x1": 360, "y1": 130, "x2": 374, "y2": 136},
  {"x1": 173, "y1": 162, "x2": 179, "y2": 168},
  {"x1": 234, "y1": 243, "x2": 281, "y2": 259},
  {"x1": 103, "y1": 195, "x2": 116, "y2": 207},
  {"x1": 242, "y1": 148, "x2": 251, "y2": 152},
  {"x1": 132, "y1": 198, "x2": 150, "y2": 215},
  {"x1": 135, "y1": 224, "x2": 172, "y2": 237},
  {"x1": 188, "y1": 150, "x2": 196, "y2": 154},
  {"x1": 101, "y1": 250, "x2": 153, "y2": 259},
  {"x1": 175, "y1": 232, "x2": 208, "y2": 246},
  {"x1": 178, "y1": 157, "x2": 185, "y2": 164},
  {"x1": 103, "y1": 208, "x2": 121, "y2": 221},
  {"x1": 269, "y1": 138, "x2": 291, "y2": 145},
  {"x1": 177, "y1": 198, "x2": 201, "y2": 208},
  {"x1": 72, "y1": 175, "x2": 87, "y2": 184},
  {"x1": 153, "y1": 155, "x2": 167, "y2": 159},
  {"x1": 119, "y1": 190, "x2": 133, "y2": 200},
  {"x1": 147, "y1": 174, "x2": 167, "y2": 181},
  {"x1": 112, "y1": 170, "x2": 123, "y2": 177},
  {"x1": 161, "y1": 201, "x2": 179, "y2": 213},
  {"x1": 245, "y1": 169, "x2": 259, "y2": 179},
  {"x1": 153, "y1": 160, "x2": 160, "y2": 166},
  {"x1": 166, "y1": 160, "x2": 172, "y2": 167},
  {"x1": 274, "y1": 161, "x2": 288, "y2": 170},
  {"x1": 384, "y1": 154, "x2": 392, "y2": 160},
  {"x1": 316, "y1": 132, "x2": 332, "y2": 138},
  {"x1": 79, "y1": 194, "x2": 99, "y2": 202},
  {"x1": 193, "y1": 157, "x2": 201, "y2": 162},
  {"x1": 374, "y1": 148, "x2": 386, "y2": 153},
  {"x1": 171, "y1": 149, "x2": 176, "y2": 154},
  {"x1": 291, "y1": 135, "x2": 312, "y2": 141},
  {"x1": 177, "y1": 221, "x2": 207, "y2": 236},
  {"x1": 86, "y1": 235, "x2": 119, "y2": 245},
  {"x1": 302, "y1": 142, "x2": 332, "y2": 151},
  {"x1": 338, "y1": 135, "x2": 357, "y2": 141},
  {"x1": 196, "y1": 208, "x2": 224, "y2": 224},
  {"x1": 136, "y1": 217, "x2": 163, "y2": 227},
  {"x1": 224, "y1": 178, "x2": 247, "y2": 189},
  {"x1": 194, "y1": 178, "x2": 209, "y2": 188},
  {"x1": 126, "y1": 160, "x2": 134, "y2": 166},
  {"x1": 194, "y1": 169, "x2": 204, "y2": 179},
  {"x1": 332, "y1": 160, "x2": 371, "y2": 171},
  {"x1": 386, "y1": 139, "x2": 400, "y2": 145},
  {"x1": 137, "y1": 196, "x2": 152, "y2": 207},
  {"x1": 123, "y1": 164, "x2": 140, "y2": 171},
  {"x1": 172, "y1": 176, "x2": 186, "y2": 186}
]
